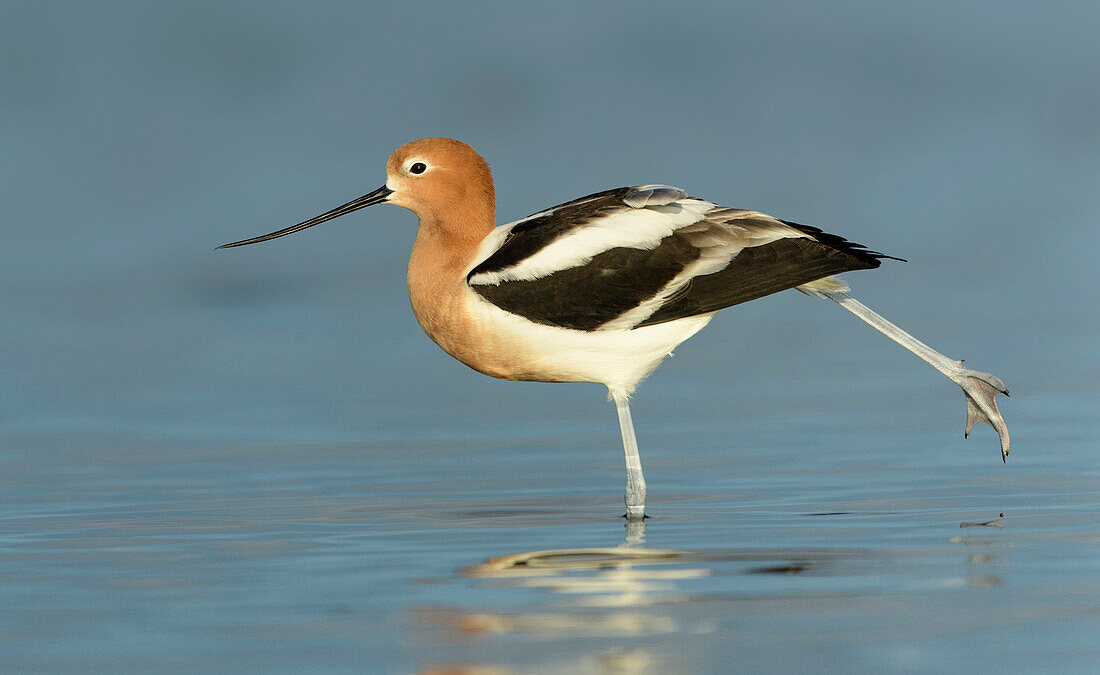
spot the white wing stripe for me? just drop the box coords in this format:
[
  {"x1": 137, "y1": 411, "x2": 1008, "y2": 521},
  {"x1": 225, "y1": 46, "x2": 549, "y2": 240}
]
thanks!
[{"x1": 470, "y1": 199, "x2": 715, "y2": 285}]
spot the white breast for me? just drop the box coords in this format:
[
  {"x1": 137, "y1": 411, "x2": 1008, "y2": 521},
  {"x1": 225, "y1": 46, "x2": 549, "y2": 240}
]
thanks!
[{"x1": 460, "y1": 285, "x2": 714, "y2": 396}]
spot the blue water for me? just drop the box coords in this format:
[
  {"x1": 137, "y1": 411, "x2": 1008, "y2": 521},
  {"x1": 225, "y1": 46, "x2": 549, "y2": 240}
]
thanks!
[{"x1": 3, "y1": 2, "x2": 1099, "y2": 672}]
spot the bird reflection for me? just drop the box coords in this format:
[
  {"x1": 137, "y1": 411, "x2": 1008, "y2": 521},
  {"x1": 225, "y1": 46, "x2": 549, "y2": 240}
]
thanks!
[
  {"x1": 415, "y1": 519, "x2": 708, "y2": 646},
  {"x1": 413, "y1": 521, "x2": 698, "y2": 673},
  {"x1": 950, "y1": 512, "x2": 1008, "y2": 586},
  {"x1": 416, "y1": 519, "x2": 845, "y2": 644},
  {"x1": 419, "y1": 647, "x2": 668, "y2": 675},
  {"x1": 458, "y1": 520, "x2": 706, "y2": 611}
]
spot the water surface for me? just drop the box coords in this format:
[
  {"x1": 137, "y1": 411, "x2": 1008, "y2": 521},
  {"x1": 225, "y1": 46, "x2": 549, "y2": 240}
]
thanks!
[{"x1": 3, "y1": 1, "x2": 1099, "y2": 672}]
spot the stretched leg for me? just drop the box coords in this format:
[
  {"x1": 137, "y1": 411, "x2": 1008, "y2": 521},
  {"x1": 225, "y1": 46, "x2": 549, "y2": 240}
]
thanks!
[
  {"x1": 611, "y1": 390, "x2": 647, "y2": 519},
  {"x1": 821, "y1": 291, "x2": 1010, "y2": 460}
]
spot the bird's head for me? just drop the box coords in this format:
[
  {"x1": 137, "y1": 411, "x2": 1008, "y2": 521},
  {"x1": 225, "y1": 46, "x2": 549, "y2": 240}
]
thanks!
[{"x1": 217, "y1": 137, "x2": 494, "y2": 249}]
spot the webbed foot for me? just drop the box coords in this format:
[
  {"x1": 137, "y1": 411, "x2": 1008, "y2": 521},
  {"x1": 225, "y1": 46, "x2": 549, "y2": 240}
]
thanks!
[{"x1": 952, "y1": 364, "x2": 1010, "y2": 461}]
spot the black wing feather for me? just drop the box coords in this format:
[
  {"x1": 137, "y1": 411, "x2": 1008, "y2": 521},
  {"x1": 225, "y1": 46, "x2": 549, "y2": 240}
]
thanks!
[
  {"x1": 468, "y1": 188, "x2": 901, "y2": 331},
  {"x1": 638, "y1": 234, "x2": 887, "y2": 327},
  {"x1": 473, "y1": 236, "x2": 702, "y2": 331},
  {"x1": 779, "y1": 219, "x2": 906, "y2": 264},
  {"x1": 469, "y1": 188, "x2": 632, "y2": 277}
]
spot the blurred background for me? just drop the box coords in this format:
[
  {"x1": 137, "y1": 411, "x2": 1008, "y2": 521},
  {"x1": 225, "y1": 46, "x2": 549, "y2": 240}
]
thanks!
[
  {"x1": 2, "y1": 1, "x2": 1098, "y2": 671},
  {"x1": 3, "y1": 0, "x2": 1096, "y2": 453}
]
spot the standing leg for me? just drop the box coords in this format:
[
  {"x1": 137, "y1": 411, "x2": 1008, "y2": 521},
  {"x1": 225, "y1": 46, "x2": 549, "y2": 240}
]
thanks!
[
  {"x1": 821, "y1": 290, "x2": 1010, "y2": 460},
  {"x1": 611, "y1": 390, "x2": 647, "y2": 519}
]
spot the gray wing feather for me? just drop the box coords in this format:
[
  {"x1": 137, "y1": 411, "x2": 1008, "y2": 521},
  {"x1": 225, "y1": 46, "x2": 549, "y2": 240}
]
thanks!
[{"x1": 623, "y1": 185, "x2": 689, "y2": 208}]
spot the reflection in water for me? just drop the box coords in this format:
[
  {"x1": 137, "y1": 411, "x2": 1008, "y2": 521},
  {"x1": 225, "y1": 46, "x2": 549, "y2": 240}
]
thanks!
[
  {"x1": 416, "y1": 518, "x2": 857, "y2": 640},
  {"x1": 419, "y1": 648, "x2": 667, "y2": 675},
  {"x1": 416, "y1": 520, "x2": 698, "y2": 672},
  {"x1": 416, "y1": 606, "x2": 679, "y2": 638},
  {"x1": 412, "y1": 519, "x2": 840, "y2": 672},
  {"x1": 950, "y1": 512, "x2": 1009, "y2": 587},
  {"x1": 416, "y1": 516, "x2": 1014, "y2": 671},
  {"x1": 461, "y1": 551, "x2": 705, "y2": 610},
  {"x1": 453, "y1": 520, "x2": 707, "y2": 614},
  {"x1": 959, "y1": 513, "x2": 1006, "y2": 528}
]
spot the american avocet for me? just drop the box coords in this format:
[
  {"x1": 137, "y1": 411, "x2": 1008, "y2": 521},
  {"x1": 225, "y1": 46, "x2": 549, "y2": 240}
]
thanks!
[{"x1": 220, "y1": 138, "x2": 1009, "y2": 519}]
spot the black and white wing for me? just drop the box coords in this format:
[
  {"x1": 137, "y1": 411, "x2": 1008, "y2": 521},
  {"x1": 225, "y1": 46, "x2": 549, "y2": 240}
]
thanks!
[{"x1": 466, "y1": 185, "x2": 898, "y2": 331}]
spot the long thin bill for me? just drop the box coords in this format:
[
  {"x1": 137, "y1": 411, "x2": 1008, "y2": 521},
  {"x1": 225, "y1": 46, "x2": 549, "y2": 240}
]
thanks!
[{"x1": 217, "y1": 185, "x2": 393, "y2": 249}]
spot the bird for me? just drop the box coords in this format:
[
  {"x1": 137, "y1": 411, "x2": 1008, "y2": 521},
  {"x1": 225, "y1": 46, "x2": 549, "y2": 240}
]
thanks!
[{"x1": 219, "y1": 137, "x2": 1009, "y2": 519}]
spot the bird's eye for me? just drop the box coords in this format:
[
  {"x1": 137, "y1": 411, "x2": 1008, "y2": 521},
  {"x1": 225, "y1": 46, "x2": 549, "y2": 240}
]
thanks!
[{"x1": 409, "y1": 162, "x2": 427, "y2": 175}]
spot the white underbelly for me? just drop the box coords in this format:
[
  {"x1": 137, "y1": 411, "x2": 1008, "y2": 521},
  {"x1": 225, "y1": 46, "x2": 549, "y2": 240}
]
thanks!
[{"x1": 459, "y1": 287, "x2": 714, "y2": 395}]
